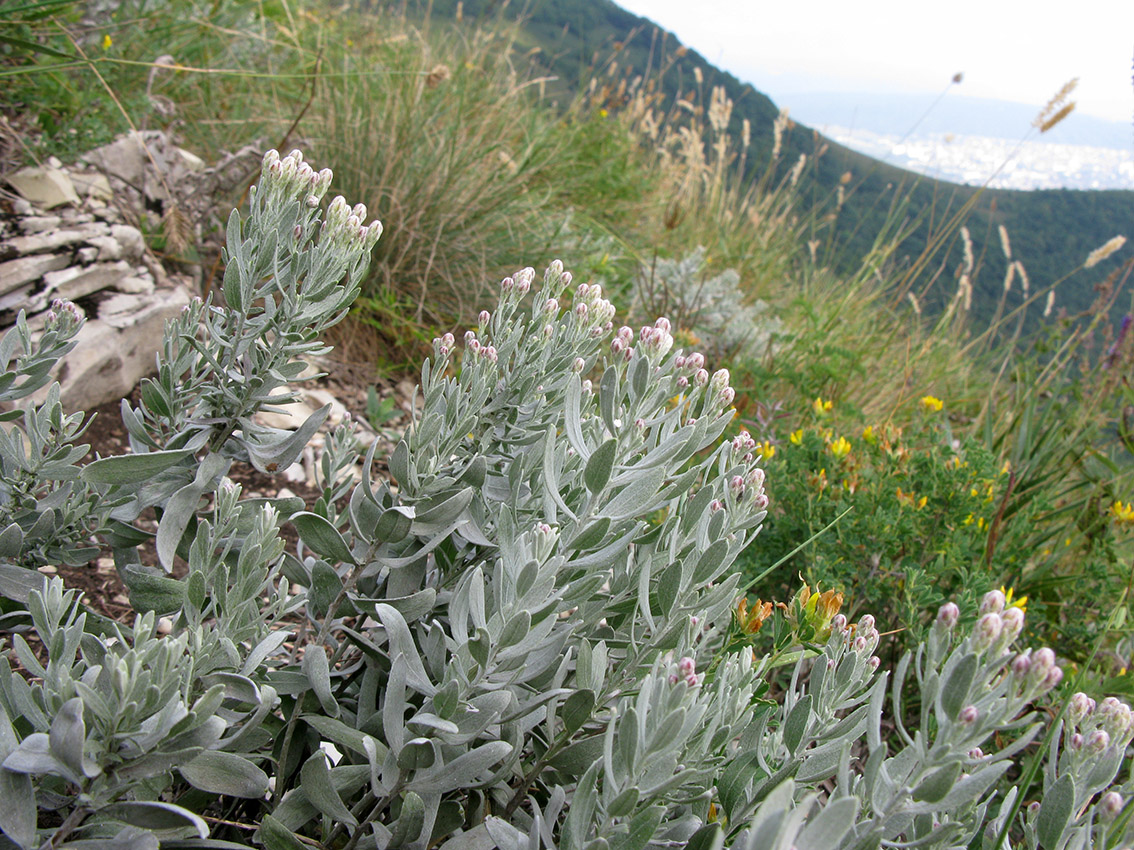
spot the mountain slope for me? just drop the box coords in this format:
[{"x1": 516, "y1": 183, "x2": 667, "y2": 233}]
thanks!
[{"x1": 417, "y1": 0, "x2": 1134, "y2": 324}]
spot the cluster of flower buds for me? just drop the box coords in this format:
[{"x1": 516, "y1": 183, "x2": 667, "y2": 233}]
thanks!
[
  {"x1": 668, "y1": 655, "x2": 702, "y2": 688},
  {"x1": 569, "y1": 282, "x2": 616, "y2": 339},
  {"x1": 1065, "y1": 693, "x2": 1134, "y2": 756},
  {"x1": 432, "y1": 332, "x2": 456, "y2": 360},
  {"x1": 543, "y1": 259, "x2": 571, "y2": 291},
  {"x1": 731, "y1": 430, "x2": 759, "y2": 463},
  {"x1": 459, "y1": 329, "x2": 498, "y2": 364},
  {"x1": 850, "y1": 613, "x2": 881, "y2": 658},
  {"x1": 969, "y1": 589, "x2": 1026, "y2": 655},
  {"x1": 638, "y1": 317, "x2": 674, "y2": 363},
  {"x1": 611, "y1": 325, "x2": 635, "y2": 361},
  {"x1": 323, "y1": 195, "x2": 383, "y2": 253},
  {"x1": 501, "y1": 267, "x2": 536, "y2": 300},
  {"x1": 260, "y1": 149, "x2": 334, "y2": 208},
  {"x1": 43, "y1": 298, "x2": 84, "y2": 335},
  {"x1": 709, "y1": 368, "x2": 736, "y2": 407}
]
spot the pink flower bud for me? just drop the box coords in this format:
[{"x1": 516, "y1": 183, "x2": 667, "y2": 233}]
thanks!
[
  {"x1": 655, "y1": 317, "x2": 671, "y2": 333},
  {"x1": 968, "y1": 747, "x2": 984, "y2": 759},
  {"x1": 980, "y1": 589, "x2": 1006, "y2": 614},
  {"x1": 710, "y1": 499, "x2": 724, "y2": 513},
  {"x1": 1043, "y1": 667, "x2": 1063, "y2": 689},
  {"x1": 1071, "y1": 733, "x2": 1084, "y2": 750},
  {"x1": 618, "y1": 326, "x2": 634, "y2": 343},
  {"x1": 688, "y1": 353, "x2": 705, "y2": 370},
  {"x1": 868, "y1": 656, "x2": 880, "y2": 669},
  {"x1": 938, "y1": 602, "x2": 957, "y2": 630},
  {"x1": 959, "y1": 705, "x2": 979, "y2": 724},
  {"x1": 859, "y1": 614, "x2": 875, "y2": 633},
  {"x1": 573, "y1": 357, "x2": 586, "y2": 373},
  {"x1": 674, "y1": 355, "x2": 687, "y2": 368},
  {"x1": 831, "y1": 614, "x2": 847, "y2": 632},
  {"x1": 561, "y1": 271, "x2": 573, "y2": 287},
  {"x1": 1001, "y1": 606, "x2": 1025, "y2": 638},
  {"x1": 1069, "y1": 692, "x2": 1094, "y2": 721},
  {"x1": 635, "y1": 418, "x2": 645, "y2": 429},
  {"x1": 678, "y1": 656, "x2": 696, "y2": 675},
  {"x1": 720, "y1": 387, "x2": 736, "y2": 405},
  {"x1": 1101, "y1": 791, "x2": 1124, "y2": 820},
  {"x1": 694, "y1": 369, "x2": 709, "y2": 386},
  {"x1": 669, "y1": 673, "x2": 680, "y2": 685},
  {"x1": 575, "y1": 303, "x2": 588, "y2": 319},
  {"x1": 677, "y1": 376, "x2": 689, "y2": 389},
  {"x1": 612, "y1": 338, "x2": 625, "y2": 355},
  {"x1": 501, "y1": 276, "x2": 514, "y2": 292},
  {"x1": 465, "y1": 330, "x2": 477, "y2": 344},
  {"x1": 1011, "y1": 654, "x2": 1031, "y2": 676},
  {"x1": 1088, "y1": 729, "x2": 1111, "y2": 752},
  {"x1": 479, "y1": 310, "x2": 491, "y2": 326}
]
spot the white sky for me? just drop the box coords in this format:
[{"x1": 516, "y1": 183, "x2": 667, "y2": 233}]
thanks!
[{"x1": 614, "y1": 0, "x2": 1134, "y2": 124}]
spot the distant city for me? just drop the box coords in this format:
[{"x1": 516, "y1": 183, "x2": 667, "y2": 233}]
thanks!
[
  {"x1": 821, "y1": 128, "x2": 1134, "y2": 190},
  {"x1": 772, "y1": 92, "x2": 1134, "y2": 191}
]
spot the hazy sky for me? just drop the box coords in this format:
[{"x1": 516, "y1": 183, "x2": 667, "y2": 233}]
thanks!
[{"x1": 614, "y1": 0, "x2": 1134, "y2": 124}]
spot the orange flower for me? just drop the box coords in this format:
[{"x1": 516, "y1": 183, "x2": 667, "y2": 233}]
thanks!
[{"x1": 736, "y1": 597, "x2": 774, "y2": 634}]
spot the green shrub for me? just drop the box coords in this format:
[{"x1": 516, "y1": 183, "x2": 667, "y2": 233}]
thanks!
[{"x1": 1, "y1": 150, "x2": 1133, "y2": 850}]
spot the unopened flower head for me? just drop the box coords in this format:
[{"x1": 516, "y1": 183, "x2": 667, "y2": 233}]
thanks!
[
  {"x1": 972, "y1": 612, "x2": 1003, "y2": 651},
  {"x1": 936, "y1": 602, "x2": 960, "y2": 629},
  {"x1": 980, "y1": 589, "x2": 1006, "y2": 615}
]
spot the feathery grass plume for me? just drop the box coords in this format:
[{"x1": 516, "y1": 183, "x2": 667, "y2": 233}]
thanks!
[
  {"x1": 708, "y1": 86, "x2": 733, "y2": 136},
  {"x1": 1003, "y1": 262, "x2": 1015, "y2": 293},
  {"x1": 742, "y1": 117, "x2": 751, "y2": 148},
  {"x1": 961, "y1": 225, "x2": 974, "y2": 273},
  {"x1": 772, "y1": 107, "x2": 790, "y2": 159},
  {"x1": 1033, "y1": 78, "x2": 1079, "y2": 130},
  {"x1": 789, "y1": 153, "x2": 807, "y2": 186},
  {"x1": 908, "y1": 291, "x2": 922, "y2": 315},
  {"x1": 959, "y1": 273, "x2": 973, "y2": 309},
  {"x1": 692, "y1": 65, "x2": 703, "y2": 86},
  {"x1": 1039, "y1": 102, "x2": 1076, "y2": 133},
  {"x1": 1015, "y1": 260, "x2": 1030, "y2": 293},
  {"x1": 999, "y1": 224, "x2": 1012, "y2": 259},
  {"x1": 1085, "y1": 235, "x2": 1127, "y2": 268},
  {"x1": 1044, "y1": 290, "x2": 1056, "y2": 317}
]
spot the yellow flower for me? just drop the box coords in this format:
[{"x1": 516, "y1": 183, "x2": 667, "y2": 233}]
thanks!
[
  {"x1": 599, "y1": 108, "x2": 609, "y2": 118},
  {"x1": 789, "y1": 429, "x2": 804, "y2": 445},
  {"x1": 862, "y1": 425, "x2": 876, "y2": 444},
  {"x1": 812, "y1": 397, "x2": 833, "y2": 416},
  {"x1": 828, "y1": 436, "x2": 851, "y2": 458},
  {"x1": 916, "y1": 495, "x2": 927, "y2": 509},
  {"x1": 999, "y1": 586, "x2": 1028, "y2": 612},
  {"x1": 1111, "y1": 501, "x2": 1134, "y2": 523},
  {"x1": 1000, "y1": 460, "x2": 1012, "y2": 475},
  {"x1": 963, "y1": 513, "x2": 975, "y2": 526},
  {"x1": 755, "y1": 440, "x2": 775, "y2": 460},
  {"x1": 102, "y1": 33, "x2": 112, "y2": 49},
  {"x1": 920, "y1": 395, "x2": 944, "y2": 413}
]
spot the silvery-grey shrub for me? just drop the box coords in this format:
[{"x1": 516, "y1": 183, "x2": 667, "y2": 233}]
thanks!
[
  {"x1": 0, "y1": 151, "x2": 1131, "y2": 850},
  {"x1": 633, "y1": 248, "x2": 780, "y2": 361}
]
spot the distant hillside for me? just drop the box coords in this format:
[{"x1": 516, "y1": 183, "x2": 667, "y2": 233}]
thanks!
[{"x1": 407, "y1": 0, "x2": 1134, "y2": 327}]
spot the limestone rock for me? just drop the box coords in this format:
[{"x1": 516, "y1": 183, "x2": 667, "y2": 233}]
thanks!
[
  {"x1": 7, "y1": 166, "x2": 80, "y2": 209},
  {"x1": 0, "y1": 253, "x2": 70, "y2": 293},
  {"x1": 114, "y1": 275, "x2": 155, "y2": 295},
  {"x1": 256, "y1": 398, "x2": 318, "y2": 431},
  {"x1": 40, "y1": 261, "x2": 133, "y2": 307},
  {"x1": 109, "y1": 225, "x2": 144, "y2": 261},
  {"x1": 70, "y1": 172, "x2": 113, "y2": 201},
  {"x1": 18, "y1": 216, "x2": 62, "y2": 234},
  {"x1": 45, "y1": 286, "x2": 193, "y2": 411}
]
